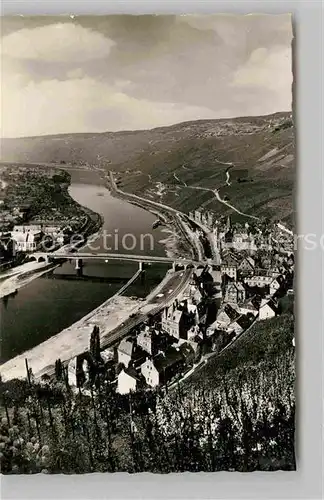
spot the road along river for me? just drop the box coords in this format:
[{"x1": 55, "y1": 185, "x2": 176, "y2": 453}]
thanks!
[{"x1": 0, "y1": 169, "x2": 176, "y2": 366}]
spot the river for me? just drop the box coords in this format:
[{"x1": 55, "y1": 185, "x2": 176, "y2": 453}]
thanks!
[{"x1": 0, "y1": 169, "x2": 171, "y2": 364}]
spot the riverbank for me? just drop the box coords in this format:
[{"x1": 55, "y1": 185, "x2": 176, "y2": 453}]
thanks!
[
  {"x1": 0, "y1": 261, "x2": 60, "y2": 299},
  {"x1": 0, "y1": 297, "x2": 142, "y2": 382},
  {"x1": 0, "y1": 171, "x2": 104, "y2": 299},
  {"x1": 0, "y1": 268, "x2": 144, "y2": 381},
  {"x1": 105, "y1": 172, "x2": 193, "y2": 261},
  {"x1": 0, "y1": 266, "x2": 186, "y2": 382},
  {"x1": 0, "y1": 169, "x2": 179, "y2": 376}
]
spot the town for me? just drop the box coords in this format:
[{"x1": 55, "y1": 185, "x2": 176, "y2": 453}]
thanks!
[
  {"x1": 37, "y1": 211, "x2": 295, "y2": 396},
  {"x1": 0, "y1": 164, "x2": 99, "y2": 271},
  {"x1": 0, "y1": 11, "x2": 299, "y2": 479}
]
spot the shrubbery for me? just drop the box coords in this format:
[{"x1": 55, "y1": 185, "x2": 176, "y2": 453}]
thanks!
[{"x1": 0, "y1": 313, "x2": 295, "y2": 474}]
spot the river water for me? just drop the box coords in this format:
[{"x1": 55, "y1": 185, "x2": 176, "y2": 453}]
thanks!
[{"x1": 0, "y1": 170, "x2": 170, "y2": 364}]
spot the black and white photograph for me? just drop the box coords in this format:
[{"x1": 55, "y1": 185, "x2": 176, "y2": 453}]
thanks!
[{"x1": 0, "y1": 14, "x2": 296, "y2": 474}]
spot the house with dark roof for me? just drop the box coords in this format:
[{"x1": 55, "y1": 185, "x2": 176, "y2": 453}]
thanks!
[
  {"x1": 224, "y1": 281, "x2": 246, "y2": 304},
  {"x1": 259, "y1": 298, "x2": 280, "y2": 320},
  {"x1": 136, "y1": 327, "x2": 172, "y2": 356},
  {"x1": 213, "y1": 303, "x2": 240, "y2": 331},
  {"x1": 269, "y1": 275, "x2": 285, "y2": 296},
  {"x1": 140, "y1": 346, "x2": 184, "y2": 387},
  {"x1": 221, "y1": 253, "x2": 238, "y2": 281},
  {"x1": 238, "y1": 256, "x2": 255, "y2": 275},
  {"x1": 239, "y1": 295, "x2": 262, "y2": 316},
  {"x1": 228, "y1": 313, "x2": 255, "y2": 335},
  {"x1": 162, "y1": 300, "x2": 197, "y2": 340}
]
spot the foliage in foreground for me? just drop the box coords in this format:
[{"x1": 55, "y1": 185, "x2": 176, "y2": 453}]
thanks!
[{"x1": 0, "y1": 313, "x2": 296, "y2": 474}]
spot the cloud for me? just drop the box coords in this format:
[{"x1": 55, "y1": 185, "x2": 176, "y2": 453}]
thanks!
[
  {"x1": 232, "y1": 46, "x2": 292, "y2": 89},
  {"x1": 0, "y1": 23, "x2": 115, "y2": 62},
  {"x1": 66, "y1": 68, "x2": 85, "y2": 79},
  {"x1": 231, "y1": 46, "x2": 292, "y2": 112},
  {"x1": 0, "y1": 76, "x2": 219, "y2": 137},
  {"x1": 0, "y1": 15, "x2": 293, "y2": 137}
]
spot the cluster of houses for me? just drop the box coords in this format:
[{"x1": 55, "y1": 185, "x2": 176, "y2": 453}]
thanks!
[
  {"x1": 65, "y1": 222, "x2": 294, "y2": 395},
  {"x1": 10, "y1": 224, "x2": 67, "y2": 252},
  {"x1": 66, "y1": 294, "x2": 203, "y2": 395},
  {"x1": 189, "y1": 211, "x2": 293, "y2": 257},
  {"x1": 188, "y1": 210, "x2": 214, "y2": 229},
  {"x1": 0, "y1": 222, "x2": 77, "y2": 265},
  {"x1": 0, "y1": 196, "x2": 65, "y2": 263},
  {"x1": 58, "y1": 214, "x2": 295, "y2": 395}
]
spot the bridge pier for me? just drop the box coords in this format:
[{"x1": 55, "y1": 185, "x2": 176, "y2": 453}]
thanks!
[
  {"x1": 139, "y1": 262, "x2": 146, "y2": 285},
  {"x1": 172, "y1": 261, "x2": 176, "y2": 272},
  {"x1": 75, "y1": 258, "x2": 83, "y2": 276}
]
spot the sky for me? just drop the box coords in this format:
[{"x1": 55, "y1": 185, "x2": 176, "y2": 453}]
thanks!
[{"x1": 0, "y1": 14, "x2": 293, "y2": 138}]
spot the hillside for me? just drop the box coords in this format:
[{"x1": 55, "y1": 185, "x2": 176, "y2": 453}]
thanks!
[
  {"x1": 1, "y1": 112, "x2": 295, "y2": 226},
  {"x1": 0, "y1": 311, "x2": 295, "y2": 473}
]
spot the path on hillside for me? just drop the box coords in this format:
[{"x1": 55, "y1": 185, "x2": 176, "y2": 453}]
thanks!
[
  {"x1": 225, "y1": 169, "x2": 231, "y2": 186},
  {"x1": 173, "y1": 172, "x2": 187, "y2": 187},
  {"x1": 212, "y1": 188, "x2": 260, "y2": 221},
  {"x1": 184, "y1": 184, "x2": 260, "y2": 221},
  {"x1": 172, "y1": 158, "x2": 260, "y2": 221}
]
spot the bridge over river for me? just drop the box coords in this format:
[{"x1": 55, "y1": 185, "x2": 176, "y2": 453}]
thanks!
[{"x1": 31, "y1": 251, "x2": 220, "y2": 270}]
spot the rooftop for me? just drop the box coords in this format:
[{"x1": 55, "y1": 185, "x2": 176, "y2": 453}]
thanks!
[{"x1": 153, "y1": 347, "x2": 183, "y2": 373}]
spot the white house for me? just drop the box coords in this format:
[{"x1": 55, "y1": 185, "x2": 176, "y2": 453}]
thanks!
[
  {"x1": 259, "y1": 298, "x2": 279, "y2": 320},
  {"x1": 100, "y1": 347, "x2": 114, "y2": 363},
  {"x1": 161, "y1": 303, "x2": 184, "y2": 339},
  {"x1": 227, "y1": 320, "x2": 245, "y2": 336},
  {"x1": 140, "y1": 347, "x2": 183, "y2": 388},
  {"x1": 244, "y1": 275, "x2": 273, "y2": 288},
  {"x1": 136, "y1": 326, "x2": 153, "y2": 355},
  {"x1": 140, "y1": 358, "x2": 160, "y2": 388},
  {"x1": 117, "y1": 368, "x2": 139, "y2": 394},
  {"x1": 11, "y1": 229, "x2": 42, "y2": 252}
]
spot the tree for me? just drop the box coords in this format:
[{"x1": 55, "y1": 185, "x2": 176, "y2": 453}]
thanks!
[
  {"x1": 52, "y1": 173, "x2": 66, "y2": 183},
  {"x1": 90, "y1": 326, "x2": 101, "y2": 361},
  {"x1": 55, "y1": 359, "x2": 63, "y2": 381}
]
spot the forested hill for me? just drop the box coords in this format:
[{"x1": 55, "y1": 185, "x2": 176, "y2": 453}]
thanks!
[{"x1": 1, "y1": 111, "x2": 295, "y2": 225}]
